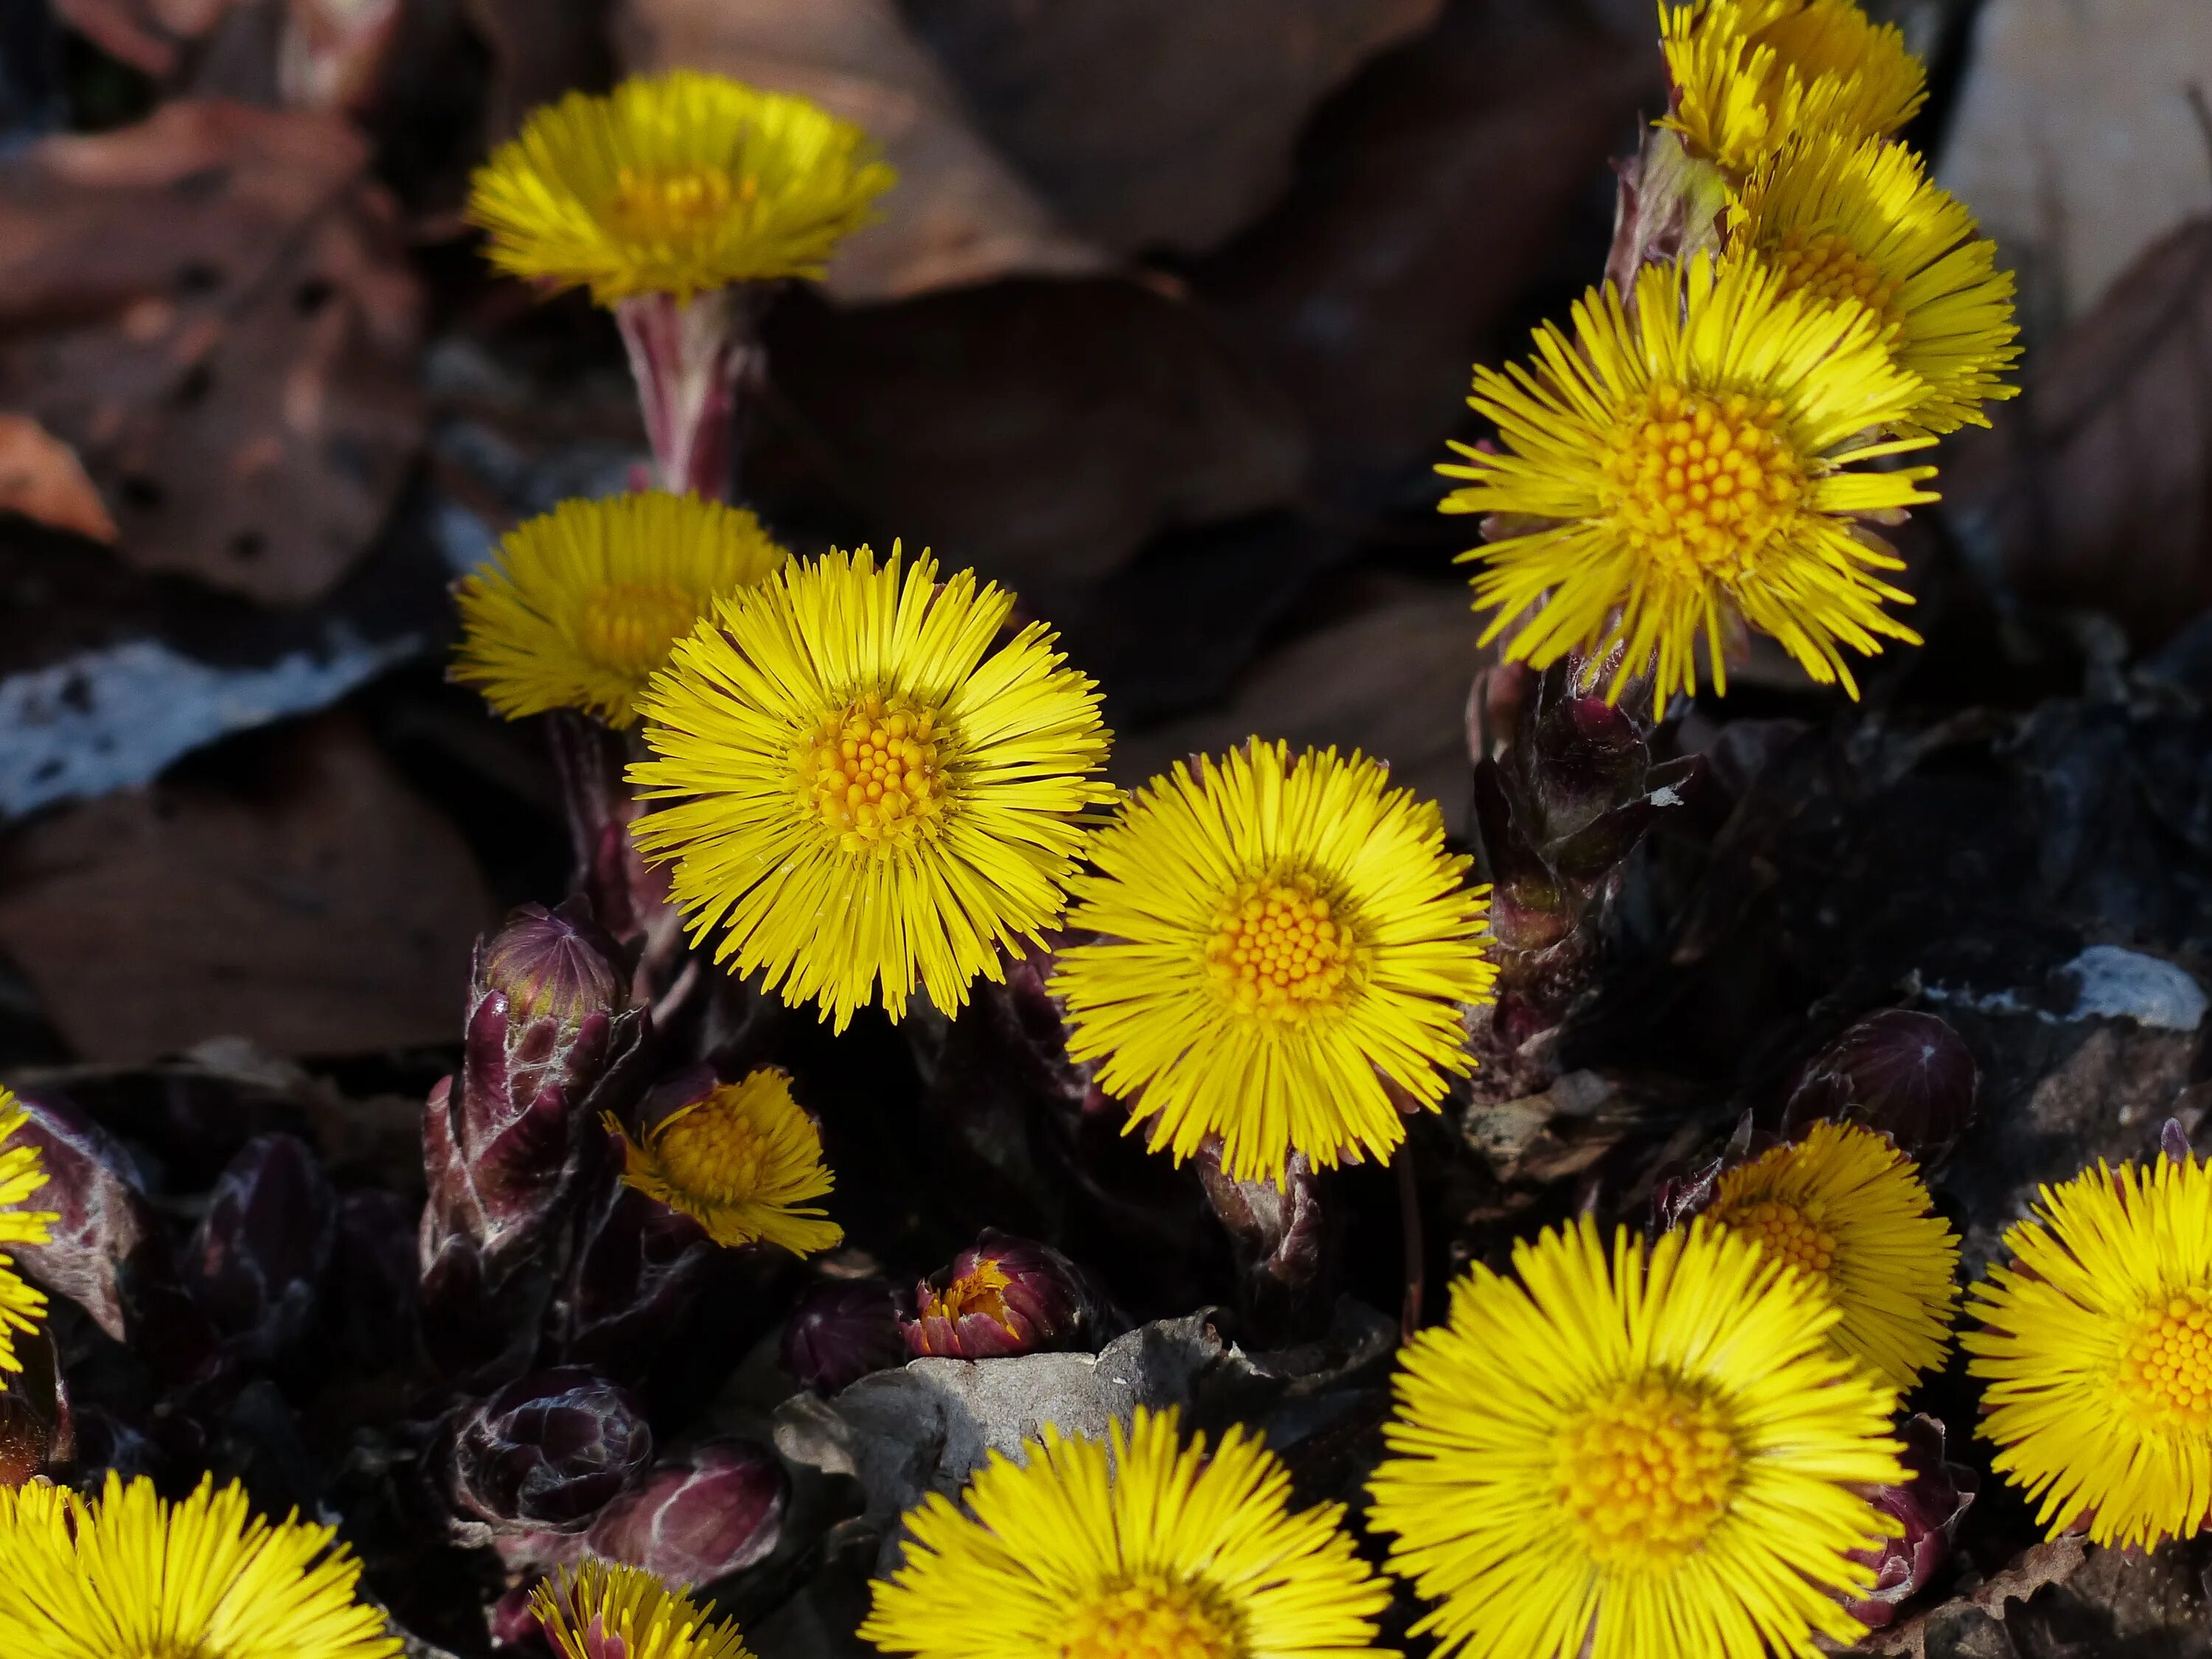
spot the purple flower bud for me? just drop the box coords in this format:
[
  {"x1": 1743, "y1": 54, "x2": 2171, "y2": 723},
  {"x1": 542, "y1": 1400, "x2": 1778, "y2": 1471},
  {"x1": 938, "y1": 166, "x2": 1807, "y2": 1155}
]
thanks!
[
  {"x1": 442, "y1": 1368, "x2": 654, "y2": 1539},
  {"x1": 586, "y1": 1439, "x2": 787, "y2": 1584},
  {"x1": 1784, "y1": 1010, "x2": 1979, "y2": 1158},
  {"x1": 332, "y1": 1189, "x2": 420, "y2": 1373},
  {"x1": 1195, "y1": 1145, "x2": 1326, "y2": 1340},
  {"x1": 1847, "y1": 1413, "x2": 1978, "y2": 1628},
  {"x1": 550, "y1": 1185, "x2": 720, "y2": 1380},
  {"x1": 781, "y1": 1278, "x2": 902, "y2": 1394},
  {"x1": 183, "y1": 1134, "x2": 335, "y2": 1360},
  {"x1": 902, "y1": 1231, "x2": 1090, "y2": 1360}
]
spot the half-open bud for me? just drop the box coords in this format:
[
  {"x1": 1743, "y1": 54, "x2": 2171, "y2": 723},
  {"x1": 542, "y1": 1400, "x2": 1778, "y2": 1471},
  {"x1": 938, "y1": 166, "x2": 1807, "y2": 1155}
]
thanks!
[
  {"x1": 1847, "y1": 1413, "x2": 1978, "y2": 1629},
  {"x1": 902, "y1": 1231, "x2": 1093, "y2": 1360}
]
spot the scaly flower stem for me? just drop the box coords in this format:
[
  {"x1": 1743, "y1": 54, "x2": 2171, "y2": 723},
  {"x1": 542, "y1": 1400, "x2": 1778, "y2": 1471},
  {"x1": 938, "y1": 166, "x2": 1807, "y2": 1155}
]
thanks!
[{"x1": 613, "y1": 287, "x2": 762, "y2": 502}]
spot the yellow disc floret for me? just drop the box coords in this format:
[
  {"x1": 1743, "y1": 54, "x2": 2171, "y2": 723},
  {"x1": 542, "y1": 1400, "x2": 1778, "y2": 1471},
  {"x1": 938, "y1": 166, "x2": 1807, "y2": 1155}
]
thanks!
[
  {"x1": 917, "y1": 1259, "x2": 1017, "y2": 1335},
  {"x1": 1557, "y1": 1377, "x2": 1741, "y2": 1569},
  {"x1": 2119, "y1": 1290, "x2": 2212, "y2": 1431},
  {"x1": 1605, "y1": 386, "x2": 1806, "y2": 588},
  {"x1": 1060, "y1": 1575, "x2": 1245, "y2": 1659},
  {"x1": 799, "y1": 692, "x2": 948, "y2": 851},
  {"x1": 608, "y1": 1067, "x2": 842, "y2": 1256},
  {"x1": 1204, "y1": 872, "x2": 1363, "y2": 1020}
]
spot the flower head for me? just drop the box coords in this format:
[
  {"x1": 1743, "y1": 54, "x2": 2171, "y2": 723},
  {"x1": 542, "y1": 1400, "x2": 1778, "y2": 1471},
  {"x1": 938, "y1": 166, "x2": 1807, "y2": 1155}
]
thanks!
[
  {"x1": 861, "y1": 1405, "x2": 1392, "y2": 1659},
  {"x1": 532, "y1": 1562, "x2": 754, "y2": 1659},
  {"x1": 607, "y1": 1068, "x2": 842, "y2": 1256},
  {"x1": 1368, "y1": 1217, "x2": 1902, "y2": 1659},
  {"x1": 1051, "y1": 741, "x2": 1495, "y2": 1184},
  {"x1": 1663, "y1": 0, "x2": 1927, "y2": 176},
  {"x1": 631, "y1": 546, "x2": 1116, "y2": 1031},
  {"x1": 1705, "y1": 1119, "x2": 1959, "y2": 1389},
  {"x1": 903, "y1": 1231, "x2": 1092, "y2": 1359},
  {"x1": 1731, "y1": 129, "x2": 2019, "y2": 434},
  {"x1": 453, "y1": 492, "x2": 787, "y2": 729},
  {"x1": 0, "y1": 1089, "x2": 55, "y2": 1376},
  {"x1": 1447, "y1": 252, "x2": 1936, "y2": 702},
  {"x1": 1964, "y1": 1153, "x2": 2212, "y2": 1547},
  {"x1": 0, "y1": 1472, "x2": 400, "y2": 1659},
  {"x1": 468, "y1": 69, "x2": 895, "y2": 305}
]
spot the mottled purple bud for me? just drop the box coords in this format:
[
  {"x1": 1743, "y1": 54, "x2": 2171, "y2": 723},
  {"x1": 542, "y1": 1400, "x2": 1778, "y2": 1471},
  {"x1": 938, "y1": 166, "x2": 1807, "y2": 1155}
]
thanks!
[
  {"x1": 781, "y1": 1278, "x2": 902, "y2": 1394},
  {"x1": 0, "y1": 1327, "x2": 69, "y2": 1486},
  {"x1": 1195, "y1": 1145, "x2": 1326, "y2": 1340},
  {"x1": 1784, "y1": 1011, "x2": 1979, "y2": 1158},
  {"x1": 2161, "y1": 1118, "x2": 2193, "y2": 1162},
  {"x1": 1530, "y1": 694, "x2": 1646, "y2": 841},
  {"x1": 1847, "y1": 1414, "x2": 1978, "y2": 1628},
  {"x1": 587, "y1": 1439, "x2": 787, "y2": 1584},
  {"x1": 184, "y1": 1134, "x2": 335, "y2": 1360},
  {"x1": 903, "y1": 1231, "x2": 1089, "y2": 1360},
  {"x1": 332, "y1": 1189, "x2": 420, "y2": 1373},
  {"x1": 442, "y1": 1368, "x2": 653, "y2": 1539}
]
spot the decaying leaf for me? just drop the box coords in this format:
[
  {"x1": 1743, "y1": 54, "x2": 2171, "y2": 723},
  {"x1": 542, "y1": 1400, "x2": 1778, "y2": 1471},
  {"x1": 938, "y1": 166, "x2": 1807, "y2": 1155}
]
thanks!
[{"x1": 0, "y1": 414, "x2": 116, "y2": 543}]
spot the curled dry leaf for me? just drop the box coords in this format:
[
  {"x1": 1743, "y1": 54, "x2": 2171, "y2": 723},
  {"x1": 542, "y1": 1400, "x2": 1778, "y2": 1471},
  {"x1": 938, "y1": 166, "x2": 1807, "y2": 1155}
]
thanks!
[{"x1": 0, "y1": 414, "x2": 116, "y2": 543}]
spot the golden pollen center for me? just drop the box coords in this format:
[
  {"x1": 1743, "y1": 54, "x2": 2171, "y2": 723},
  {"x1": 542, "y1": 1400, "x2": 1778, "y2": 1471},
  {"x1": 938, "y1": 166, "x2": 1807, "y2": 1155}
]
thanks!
[
  {"x1": 605, "y1": 164, "x2": 751, "y2": 242},
  {"x1": 1205, "y1": 873, "x2": 1360, "y2": 1022},
  {"x1": 577, "y1": 582, "x2": 700, "y2": 676},
  {"x1": 652, "y1": 1095, "x2": 768, "y2": 1206},
  {"x1": 1709, "y1": 1196, "x2": 1839, "y2": 1284},
  {"x1": 1604, "y1": 385, "x2": 1806, "y2": 585},
  {"x1": 1769, "y1": 228, "x2": 1902, "y2": 326},
  {"x1": 918, "y1": 1259, "x2": 1015, "y2": 1333},
  {"x1": 1058, "y1": 1573, "x2": 1243, "y2": 1659},
  {"x1": 1556, "y1": 1377, "x2": 1740, "y2": 1569},
  {"x1": 798, "y1": 692, "x2": 950, "y2": 852},
  {"x1": 2118, "y1": 1287, "x2": 2212, "y2": 1430}
]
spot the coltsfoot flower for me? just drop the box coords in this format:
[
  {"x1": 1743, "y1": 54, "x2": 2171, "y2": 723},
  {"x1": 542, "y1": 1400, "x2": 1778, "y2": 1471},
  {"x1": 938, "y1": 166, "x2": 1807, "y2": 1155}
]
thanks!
[
  {"x1": 453, "y1": 492, "x2": 787, "y2": 728},
  {"x1": 0, "y1": 1472, "x2": 400, "y2": 1659},
  {"x1": 532, "y1": 1561, "x2": 754, "y2": 1659},
  {"x1": 1731, "y1": 128, "x2": 2019, "y2": 434},
  {"x1": 1662, "y1": 0, "x2": 1927, "y2": 176},
  {"x1": 1705, "y1": 1119, "x2": 1960, "y2": 1390},
  {"x1": 0, "y1": 1088, "x2": 56, "y2": 1376},
  {"x1": 861, "y1": 1405, "x2": 1393, "y2": 1659},
  {"x1": 630, "y1": 546, "x2": 1116, "y2": 1031},
  {"x1": 1965, "y1": 1152, "x2": 2212, "y2": 1547},
  {"x1": 1368, "y1": 1217, "x2": 1902, "y2": 1659},
  {"x1": 608, "y1": 1068, "x2": 842, "y2": 1256},
  {"x1": 1446, "y1": 252, "x2": 1937, "y2": 701},
  {"x1": 1051, "y1": 741, "x2": 1495, "y2": 1184},
  {"x1": 468, "y1": 69, "x2": 895, "y2": 305}
]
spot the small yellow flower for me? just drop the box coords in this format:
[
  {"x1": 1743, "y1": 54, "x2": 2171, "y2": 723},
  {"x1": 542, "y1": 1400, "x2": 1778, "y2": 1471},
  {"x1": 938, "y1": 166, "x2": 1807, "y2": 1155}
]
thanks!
[
  {"x1": 1445, "y1": 251, "x2": 1937, "y2": 702},
  {"x1": 452, "y1": 492, "x2": 787, "y2": 728},
  {"x1": 0, "y1": 1472, "x2": 400, "y2": 1659},
  {"x1": 1731, "y1": 128, "x2": 2020, "y2": 434},
  {"x1": 0, "y1": 1088, "x2": 55, "y2": 1377},
  {"x1": 1706, "y1": 1119, "x2": 1960, "y2": 1389},
  {"x1": 1368, "y1": 1217, "x2": 1902, "y2": 1659},
  {"x1": 1662, "y1": 0, "x2": 1927, "y2": 176},
  {"x1": 468, "y1": 69, "x2": 896, "y2": 305},
  {"x1": 1965, "y1": 1153, "x2": 2212, "y2": 1548},
  {"x1": 861, "y1": 1405, "x2": 1393, "y2": 1659},
  {"x1": 606, "y1": 1067, "x2": 842, "y2": 1257},
  {"x1": 630, "y1": 545, "x2": 1116, "y2": 1032},
  {"x1": 1051, "y1": 741, "x2": 1495, "y2": 1185},
  {"x1": 532, "y1": 1562, "x2": 754, "y2": 1659}
]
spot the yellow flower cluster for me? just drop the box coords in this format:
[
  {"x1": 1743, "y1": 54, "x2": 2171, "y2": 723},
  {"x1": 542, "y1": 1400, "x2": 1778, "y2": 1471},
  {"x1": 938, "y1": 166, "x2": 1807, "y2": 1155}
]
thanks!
[{"x1": 1451, "y1": 0, "x2": 2018, "y2": 702}]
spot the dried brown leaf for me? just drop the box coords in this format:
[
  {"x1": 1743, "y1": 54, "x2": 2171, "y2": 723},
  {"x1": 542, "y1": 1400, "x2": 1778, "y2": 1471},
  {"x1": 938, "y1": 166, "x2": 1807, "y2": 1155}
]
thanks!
[
  {"x1": 1856, "y1": 1534, "x2": 2091, "y2": 1658},
  {"x1": 0, "y1": 414, "x2": 116, "y2": 543}
]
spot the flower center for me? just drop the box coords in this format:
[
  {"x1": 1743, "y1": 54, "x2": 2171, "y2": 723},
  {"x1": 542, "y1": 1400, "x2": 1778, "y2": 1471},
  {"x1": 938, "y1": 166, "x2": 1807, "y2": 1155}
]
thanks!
[
  {"x1": 797, "y1": 692, "x2": 950, "y2": 852},
  {"x1": 1767, "y1": 228, "x2": 1902, "y2": 327},
  {"x1": 576, "y1": 582, "x2": 702, "y2": 677},
  {"x1": 1708, "y1": 1196, "x2": 1839, "y2": 1287},
  {"x1": 1204, "y1": 872, "x2": 1361, "y2": 1022},
  {"x1": 1603, "y1": 385, "x2": 1806, "y2": 586},
  {"x1": 1556, "y1": 1377, "x2": 1740, "y2": 1570},
  {"x1": 651, "y1": 1089, "x2": 768, "y2": 1205},
  {"x1": 1058, "y1": 1573, "x2": 1245, "y2": 1659},
  {"x1": 605, "y1": 164, "x2": 751, "y2": 243},
  {"x1": 918, "y1": 1259, "x2": 1015, "y2": 1333},
  {"x1": 2117, "y1": 1287, "x2": 2212, "y2": 1431}
]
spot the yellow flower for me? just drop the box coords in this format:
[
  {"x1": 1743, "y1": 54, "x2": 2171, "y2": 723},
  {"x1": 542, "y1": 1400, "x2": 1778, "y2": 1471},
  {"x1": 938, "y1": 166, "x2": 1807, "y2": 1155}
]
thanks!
[
  {"x1": 452, "y1": 492, "x2": 787, "y2": 729},
  {"x1": 1731, "y1": 128, "x2": 2020, "y2": 434},
  {"x1": 1662, "y1": 0, "x2": 1927, "y2": 176},
  {"x1": 605, "y1": 1067, "x2": 842, "y2": 1256},
  {"x1": 1964, "y1": 1153, "x2": 2212, "y2": 1548},
  {"x1": 1707, "y1": 1119, "x2": 1959, "y2": 1390},
  {"x1": 0, "y1": 1088, "x2": 55, "y2": 1377},
  {"x1": 0, "y1": 1472, "x2": 400, "y2": 1659},
  {"x1": 631, "y1": 546, "x2": 1115, "y2": 1032},
  {"x1": 467, "y1": 69, "x2": 896, "y2": 305},
  {"x1": 861, "y1": 1405, "x2": 1393, "y2": 1659},
  {"x1": 1444, "y1": 251, "x2": 1937, "y2": 702},
  {"x1": 532, "y1": 1562, "x2": 754, "y2": 1659},
  {"x1": 1368, "y1": 1217, "x2": 1902, "y2": 1659},
  {"x1": 1050, "y1": 741, "x2": 1495, "y2": 1185}
]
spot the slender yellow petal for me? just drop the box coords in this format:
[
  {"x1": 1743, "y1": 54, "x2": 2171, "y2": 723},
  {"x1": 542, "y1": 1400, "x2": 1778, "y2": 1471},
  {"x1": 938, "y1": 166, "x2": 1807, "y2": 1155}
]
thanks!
[
  {"x1": 0, "y1": 1088, "x2": 56, "y2": 1377},
  {"x1": 607, "y1": 1066, "x2": 843, "y2": 1256},
  {"x1": 533, "y1": 1562, "x2": 754, "y2": 1659}
]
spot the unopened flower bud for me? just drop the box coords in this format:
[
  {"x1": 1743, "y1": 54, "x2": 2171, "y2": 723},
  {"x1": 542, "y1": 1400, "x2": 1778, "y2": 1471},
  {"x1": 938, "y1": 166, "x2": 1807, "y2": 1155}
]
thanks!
[
  {"x1": 183, "y1": 1133, "x2": 335, "y2": 1360},
  {"x1": 1785, "y1": 1010, "x2": 1978, "y2": 1158},
  {"x1": 332, "y1": 1189, "x2": 420, "y2": 1373},
  {"x1": 442, "y1": 1368, "x2": 653, "y2": 1538},
  {"x1": 1194, "y1": 1144, "x2": 1326, "y2": 1340},
  {"x1": 1847, "y1": 1413, "x2": 1978, "y2": 1628},
  {"x1": 586, "y1": 1439, "x2": 787, "y2": 1584},
  {"x1": 781, "y1": 1277, "x2": 902, "y2": 1394},
  {"x1": 902, "y1": 1231, "x2": 1091, "y2": 1360}
]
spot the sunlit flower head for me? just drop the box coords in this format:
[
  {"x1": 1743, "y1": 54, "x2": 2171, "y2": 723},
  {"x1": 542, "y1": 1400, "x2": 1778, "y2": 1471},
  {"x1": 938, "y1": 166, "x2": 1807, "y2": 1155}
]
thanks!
[
  {"x1": 1444, "y1": 251, "x2": 1936, "y2": 702},
  {"x1": 1662, "y1": 0, "x2": 1927, "y2": 176},
  {"x1": 452, "y1": 492, "x2": 787, "y2": 728},
  {"x1": 1965, "y1": 1152, "x2": 2212, "y2": 1548},
  {"x1": 0, "y1": 1472, "x2": 400, "y2": 1659},
  {"x1": 861, "y1": 1405, "x2": 1393, "y2": 1659},
  {"x1": 468, "y1": 69, "x2": 896, "y2": 305},
  {"x1": 631, "y1": 546, "x2": 1116, "y2": 1032},
  {"x1": 532, "y1": 1561, "x2": 754, "y2": 1659},
  {"x1": 1050, "y1": 741, "x2": 1495, "y2": 1185},
  {"x1": 1705, "y1": 1119, "x2": 1959, "y2": 1390},
  {"x1": 0, "y1": 1088, "x2": 55, "y2": 1377},
  {"x1": 1731, "y1": 128, "x2": 2019, "y2": 434},
  {"x1": 606, "y1": 1067, "x2": 842, "y2": 1256},
  {"x1": 1368, "y1": 1217, "x2": 1902, "y2": 1659}
]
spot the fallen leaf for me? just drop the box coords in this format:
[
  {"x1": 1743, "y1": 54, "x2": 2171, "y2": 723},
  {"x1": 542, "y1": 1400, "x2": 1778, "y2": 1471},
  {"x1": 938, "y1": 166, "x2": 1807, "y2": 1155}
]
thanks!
[
  {"x1": 0, "y1": 713, "x2": 493, "y2": 1062},
  {"x1": 50, "y1": 0, "x2": 251, "y2": 80},
  {"x1": 0, "y1": 414, "x2": 116, "y2": 543},
  {"x1": 0, "y1": 99, "x2": 425, "y2": 605},
  {"x1": 1858, "y1": 1533, "x2": 2091, "y2": 1658},
  {"x1": 613, "y1": 0, "x2": 1107, "y2": 301}
]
